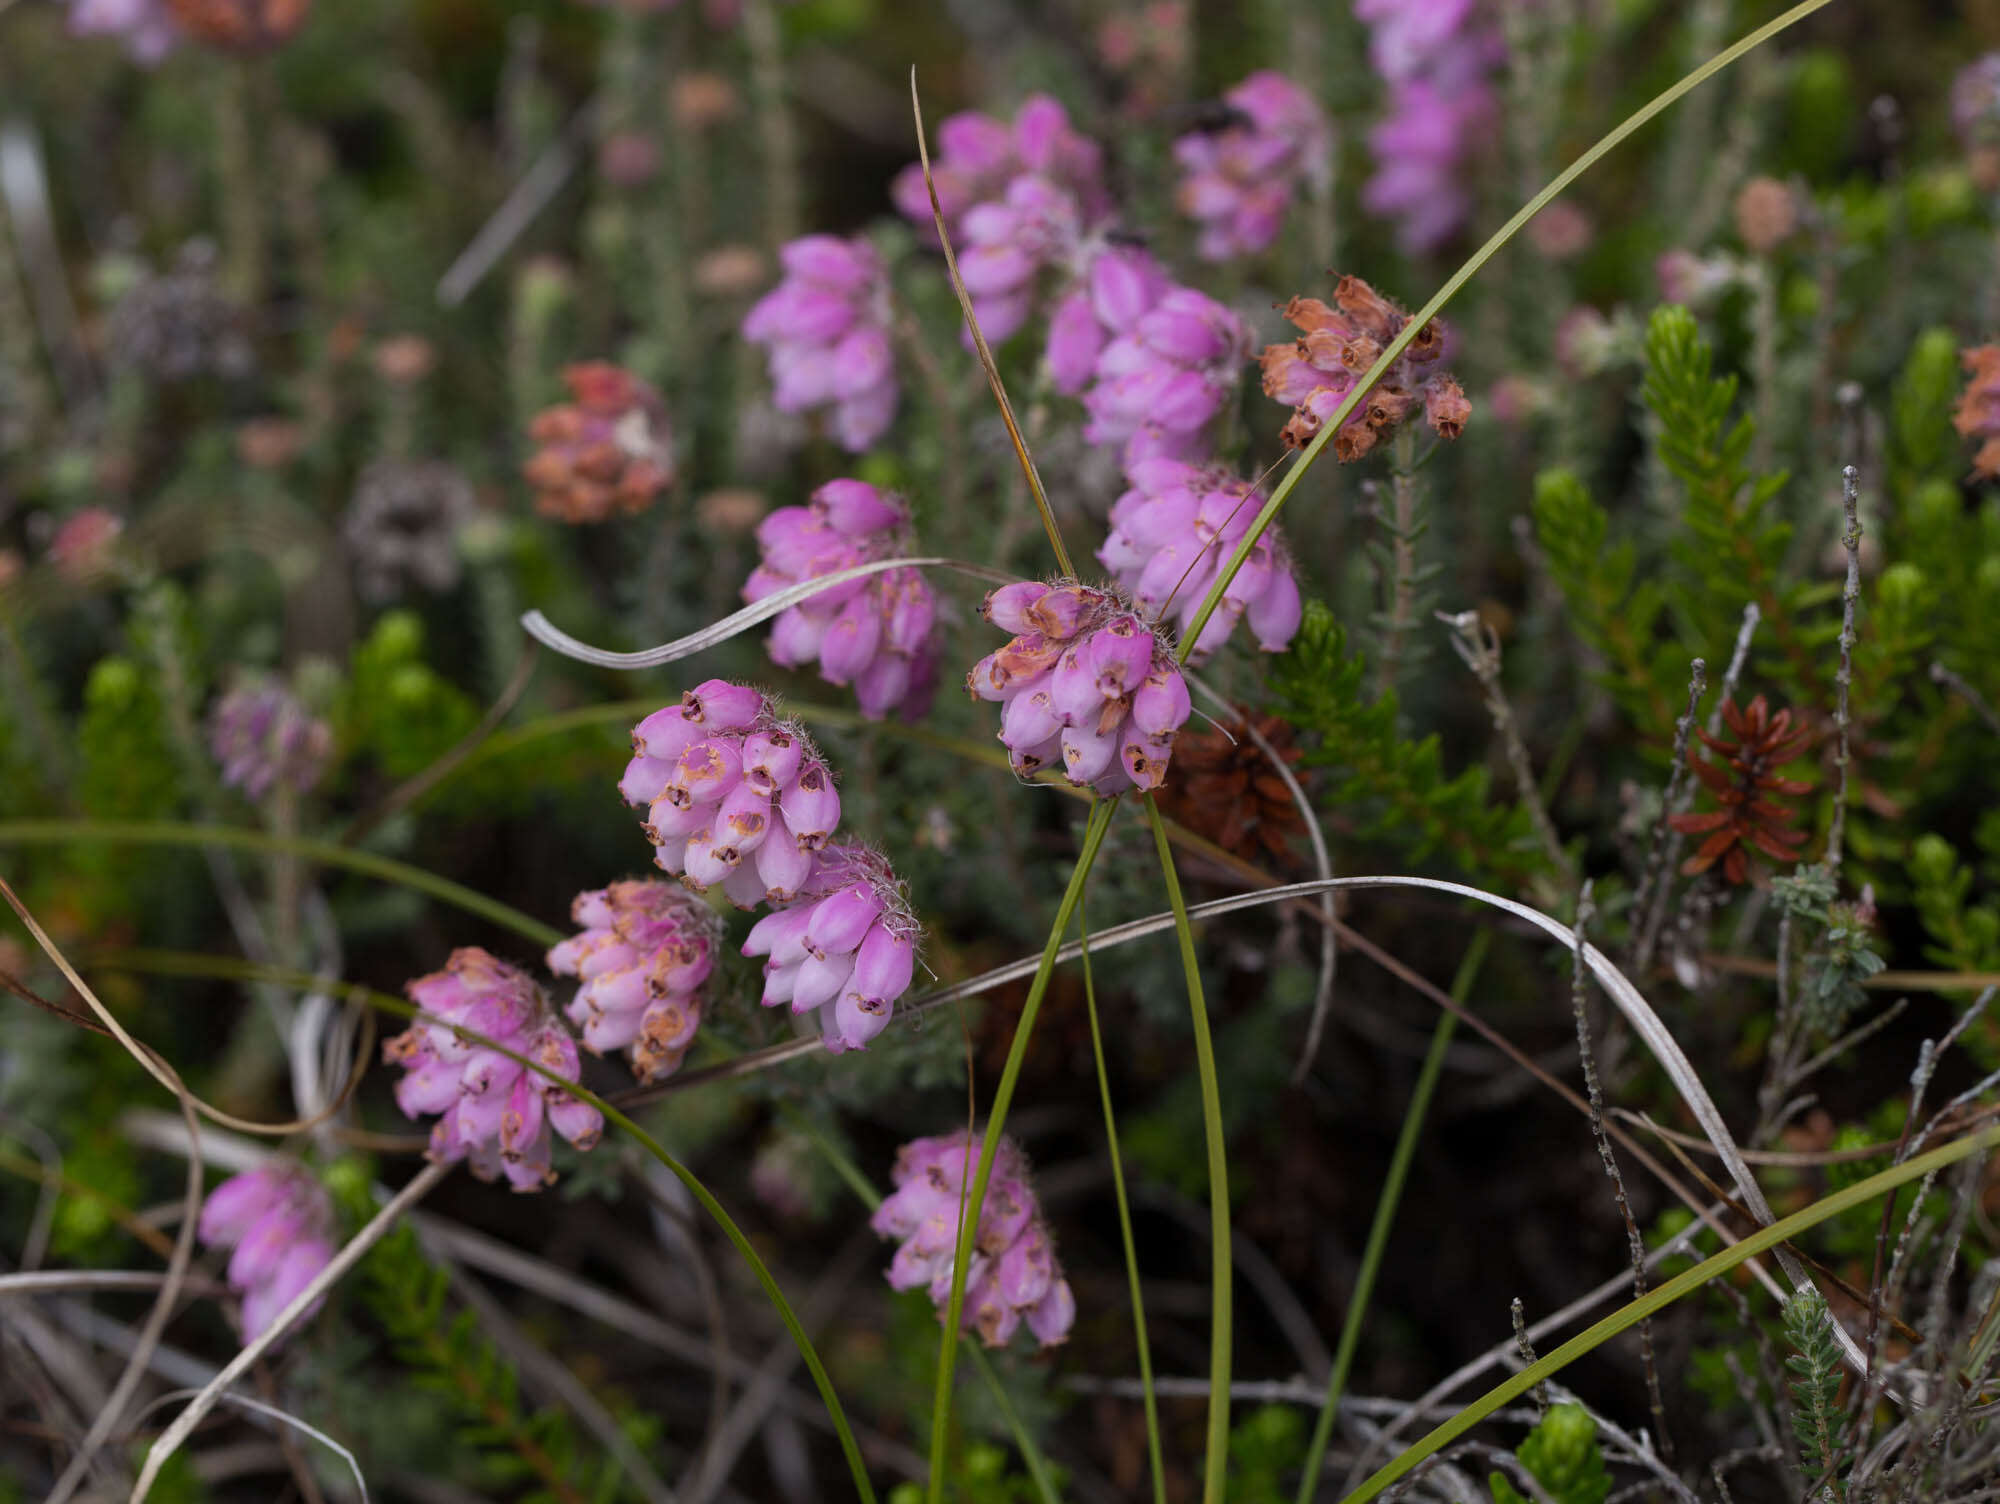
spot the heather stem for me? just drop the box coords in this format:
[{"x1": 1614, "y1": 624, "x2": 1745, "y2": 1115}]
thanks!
[
  {"x1": 1142, "y1": 793, "x2": 1231, "y2": 1504},
  {"x1": 742, "y1": 0, "x2": 802, "y2": 247},
  {"x1": 925, "y1": 798, "x2": 1117, "y2": 1503}
]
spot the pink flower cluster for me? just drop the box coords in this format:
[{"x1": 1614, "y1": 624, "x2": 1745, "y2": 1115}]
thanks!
[
  {"x1": 743, "y1": 479, "x2": 941, "y2": 721},
  {"x1": 970, "y1": 581, "x2": 1191, "y2": 794},
  {"x1": 895, "y1": 96, "x2": 1110, "y2": 346},
  {"x1": 617, "y1": 679, "x2": 924, "y2": 1056},
  {"x1": 870, "y1": 1131, "x2": 1074, "y2": 1348},
  {"x1": 67, "y1": 0, "x2": 179, "y2": 63},
  {"x1": 1174, "y1": 71, "x2": 1332, "y2": 261},
  {"x1": 384, "y1": 948, "x2": 604, "y2": 1191},
  {"x1": 548, "y1": 880, "x2": 721, "y2": 1083},
  {"x1": 1098, "y1": 460, "x2": 1302, "y2": 661},
  {"x1": 1356, "y1": 0, "x2": 1501, "y2": 253},
  {"x1": 1046, "y1": 245, "x2": 1251, "y2": 466},
  {"x1": 209, "y1": 678, "x2": 333, "y2": 800},
  {"x1": 741, "y1": 843, "x2": 917, "y2": 1053},
  {"x1": 620, "y1": 680, "x2": 841, "y2": 908},
  {"x1": 742, "y1": 236, "x2": 898, "y2": 452},
  {"x1": 197, "y1": 1164, "x2": 336, "y2": 1341}
]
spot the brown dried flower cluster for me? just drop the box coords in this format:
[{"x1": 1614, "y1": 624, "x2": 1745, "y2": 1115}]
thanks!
[
  {"x1": 166, "y1": 0, "x2": 312, "y2": 50},
  {"x1": 523, "y1": 363, "x2": 675, "y2": 524},
  {"x1": 1668, "y1": 695, "x2": 1814, "y2": 884},
  {"x1": 1953, "y1": 344, "x2": 2000, "y2": 481},
  {"x1": 1258, "y1": 274, "x2": 1469, "y2": 459},
  {"x1": 1154, "y1": 711, "x2": 1307, "y2": 866}
]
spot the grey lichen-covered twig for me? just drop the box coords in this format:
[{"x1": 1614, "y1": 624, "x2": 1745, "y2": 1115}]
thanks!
[
  {"x1": 1569, "y1": 883, "x2": 1672, "y2": 1464},
  {"x1": 1438, "y1": 608, "x2": 1573, "y2": 884},
  {"x1": 1631, "y1": 657, "x2": 1706, "y2": 974},
  {"x1": 1826, "y1": 465, "x2": 1862, "y2": 873}
]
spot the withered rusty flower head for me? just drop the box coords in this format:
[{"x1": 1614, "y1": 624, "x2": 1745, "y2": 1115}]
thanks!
[
  {"x1": 1154, "y1": 710, "x2": 1308, "y2": 866},
  {"x1": 1668, "y1": 695, "x2": 1814, "y2": 884},
  {"x1": 1258, "y1": 274, "x2": 1468, "y2": 459},
  {"x1": 523, "y1": 363, "x2": 674, "y2": 523},
  {"x1": 1953, "y1": 344, "x2": 2000, "y2": 482},
  {"x1": 165, "y1": 0, "x2": 312, "y2": 51}
]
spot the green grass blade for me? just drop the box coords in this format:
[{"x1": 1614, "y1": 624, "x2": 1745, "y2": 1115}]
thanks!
[
  {"x1": 1079, "y1": 895, "x2": 1167, "y2": 1504},
  {"x1": 1340, "y1": 1118, "x2": 2000, "y2": 1504},
  {"x1": 1142, "y1": 793, "x2": 1231, "y2": 1504},
  {"x1": 1293, "y1": 931, "x2": 1489, "y2": 1504},
  {"x1": 0, "y1": 818, "x2": 561, "y2": 948}
]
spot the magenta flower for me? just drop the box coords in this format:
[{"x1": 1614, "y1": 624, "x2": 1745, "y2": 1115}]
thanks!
[
  {"x1": 619, "y1": 680, "x2": 842, "y2": 909},
  {"x1": 742, "y1": 479, "x2": 942, "y2": 721},
  {"x1": 384, "y1": 948, "x2": 603, "y2": 1192},
  {"x1": 68, "y1": 0, "x2": 180, "y2": 63},
  {"x1": 895, "y1": 96, "x2": 1112, "y2": 350},
  {"x1": 1098, "y1": 459, "x2": 1301, "y2": 661},
  {"x1": 1044, "y1": 244, "x2": 1251, "y2": 465},
  {"x1": 548, "y1": 880, "x2": 721, "y2": 1083},
  {"x1": 1174, "y1": 71, "x2": 1331, "y2": 261},
  {"x1": 1954, "y1": 54, "x2": 2000, "y2": 150},
  {"x1": 1355, "y1": 0, "x2": 1501, "y2": 253},
  {"x1": 969, "y1": 581, "x2": 1192, "y2": 794},
  {"x1": 893, "y1": 94, "x2": 1109, "y2": 242},
  {"x1": 197, "y1": 1165, "x2": 336, "y2": 1341},
  {"x1": 742, "y1": 236, "x2": 898, "y2": 452},
  {"x1": 209, "y1": 678, "x2": 333, "y2": 800},
  {"x1": 869, "y1": 1131, "x2": 1075, "y2": 1348},
  {"x1": 741, "y1": 842, "x2": 918, "y2": 1053}
]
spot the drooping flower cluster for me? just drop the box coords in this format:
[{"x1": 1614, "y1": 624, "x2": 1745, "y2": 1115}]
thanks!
[
  {"x1": 896, "y1": 96, "x2": 1113, "y2": 348},
  {"x1": 67, "y1": 0, "x2": 180, "y2": 62},
  {"x1": 970, "y1": 581, "x2": 1192, "y2": 793},
  {"x1": 1097, "y1": 459, "x2": 1301, "y2": 660},
  {"x1": 1955, "y1": 344, "x2": 2000, "y2": 481},
  {"x1": 1667, "y1": 695, "x2": 1814, "y2": 885},
  {"x1": 1355, "y1": 0, "x2": 1501, "y2": 253},
  {"x1": 741, "y1": 236, "x2": 898, "y2": 452},
  {"x1": 743, "y1": 479, "x2": 941, "y2": 720},
  {"x1": 384, "y1": 948, "x2": 604, "y2": 1191},
  {"x1": 869, "y1": 1131, "x2": 1075, "y2": 1349},
  {"x1": 1047, "y1": 245, "x2": 1252, "y2": 466},
  {"x1": 741, "y1": 843, "x2": 917, "y2": 1053},
  {"x1": 620, "y1": 680, "x2": 841, "y2": 908},
  {"x1": 1173, "y1": 71, "x2": 1332, "y2": 261},
  {"x1": 197, "y1": 1164, "x2": 336, "y2": 1341},
  {"x1": 894, "y1": 95, "x2": 1109, "y2": 246},
  {"x1": 209, "y1": 678, "x2": 332, "y2": 800},
  {"x1": 548, "y1": 880, "x2": 721, "y2": 1083},
  {"x1": 1259, "y1": 275, "x2": 1470, "y2": 458},
  {"x1": 523, "y1": 363, "x2": 675, "y2": 523}
]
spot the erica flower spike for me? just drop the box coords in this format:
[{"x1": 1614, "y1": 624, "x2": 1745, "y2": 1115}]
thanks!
[
  {"x1": 619, "y1": 679, "x2": 841, "y2": 908},
  {"x1": 969, "y1": 580, "x2": 1192, "y2": 795}
]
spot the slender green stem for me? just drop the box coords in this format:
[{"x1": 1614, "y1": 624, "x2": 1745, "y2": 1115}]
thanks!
[
  {"x1": 927, "y1": 798, "x2": 1118, "y2": 1503},
  {"x1": 1079, "y1": 895, "x2": 1167, "y2": 1504},
  {"x1": 1341, "y1": 1118, "x2": 2000, "y2": 1504},
  {"x1": 1142, "y1": 793, "x2": 1231, "y2": 1504},
  {"x1": 1294, "y1": 931, "x2": 1489, "y2": 1504},
  {"x1": 786, "y1": 1111, "x2": 1066, "y2": 1504},
  {"x1": 1175, "y1": 0, "x2": 1837, "y2": 658},
  {"x1": 0, "y1": 819, "x2": 561, "y2": 949}
]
